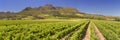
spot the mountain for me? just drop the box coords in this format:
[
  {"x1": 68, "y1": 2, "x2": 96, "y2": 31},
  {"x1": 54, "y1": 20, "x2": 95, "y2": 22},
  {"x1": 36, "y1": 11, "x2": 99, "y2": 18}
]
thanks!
[
  {"x1": 0, "y1": 4, "x2": 119, "y2": 21},
  {"x1": 16, "y1": 4, "x2": 85, "y2": 19}
]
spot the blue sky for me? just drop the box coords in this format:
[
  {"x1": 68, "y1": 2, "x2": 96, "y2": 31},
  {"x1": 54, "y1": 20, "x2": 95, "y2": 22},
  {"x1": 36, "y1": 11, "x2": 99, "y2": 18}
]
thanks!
[{"x1": 0, "y1": 0, "x2": 120, "y2": 16}]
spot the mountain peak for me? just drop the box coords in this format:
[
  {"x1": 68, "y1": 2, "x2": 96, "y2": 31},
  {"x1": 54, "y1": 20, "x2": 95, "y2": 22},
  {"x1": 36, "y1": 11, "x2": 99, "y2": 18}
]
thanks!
[
  {"x1": 41, "y1": 4, "x2": 56, "y2": 10},
  {"x1": 44, "y1": 4, "x2": 54, "y2": 7}
]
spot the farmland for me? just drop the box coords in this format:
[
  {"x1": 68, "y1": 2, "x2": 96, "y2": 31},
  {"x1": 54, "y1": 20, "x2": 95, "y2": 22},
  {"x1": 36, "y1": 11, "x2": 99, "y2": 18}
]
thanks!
[{"x1": 0, "y1": 19, "x2": 120, "y2": 40}]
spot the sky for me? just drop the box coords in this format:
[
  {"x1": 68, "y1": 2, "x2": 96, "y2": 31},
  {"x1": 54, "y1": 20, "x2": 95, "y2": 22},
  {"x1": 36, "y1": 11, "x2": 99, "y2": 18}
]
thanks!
[{"x1": 0, "y1": 0, "x2": 120, "y2": 16}]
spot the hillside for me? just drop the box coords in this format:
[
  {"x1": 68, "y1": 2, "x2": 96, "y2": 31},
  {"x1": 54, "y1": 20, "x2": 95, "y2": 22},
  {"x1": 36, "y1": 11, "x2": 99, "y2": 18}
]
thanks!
[
  {"x1": 0, "y1": 4, "x2": 119, "y2": 21},
  {"x1": 17, "y1": 4, "x2": 86, "y2": 19}
]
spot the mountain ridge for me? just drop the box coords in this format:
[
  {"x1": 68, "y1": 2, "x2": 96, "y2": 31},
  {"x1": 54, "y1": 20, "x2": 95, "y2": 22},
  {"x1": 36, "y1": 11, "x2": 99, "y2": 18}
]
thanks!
[{"x1": 0, "y1": 4, "x2": 119, "y2": 21}]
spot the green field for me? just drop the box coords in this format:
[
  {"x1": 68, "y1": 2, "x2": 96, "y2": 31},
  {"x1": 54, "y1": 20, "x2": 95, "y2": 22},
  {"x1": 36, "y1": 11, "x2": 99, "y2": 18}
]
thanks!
[{"x1": 0, "y1": 19, "x2": 120, "y2": 40}]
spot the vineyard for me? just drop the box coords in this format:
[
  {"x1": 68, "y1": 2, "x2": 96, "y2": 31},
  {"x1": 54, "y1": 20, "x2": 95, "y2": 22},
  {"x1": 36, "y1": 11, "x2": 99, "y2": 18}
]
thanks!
[{"x1": 0, "y1": 20, "x2": 120, "y2": 40}]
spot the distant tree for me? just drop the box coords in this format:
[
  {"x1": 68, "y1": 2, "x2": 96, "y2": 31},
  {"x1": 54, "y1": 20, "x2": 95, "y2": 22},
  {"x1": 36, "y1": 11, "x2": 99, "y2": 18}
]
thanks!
[
  {"x1": 115, "y1": 17, "x2": 120, "y2": 21},
  {"x1": 23, "y1": 7, "x2": 32, "y2": 11},
  {"x1": 33, "y1": 16, "x2": 45, "y2": 19}
]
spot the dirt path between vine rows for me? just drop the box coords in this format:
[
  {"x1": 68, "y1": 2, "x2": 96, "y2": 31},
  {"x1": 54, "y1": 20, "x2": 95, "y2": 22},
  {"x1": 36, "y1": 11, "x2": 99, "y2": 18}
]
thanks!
[
  {"x1": 82, "y1": 22, "x2": 90, "y2": 40},
  {"x1": 60, "y1": 25, "x2": 81, "y2": 40},
  {"x1": 93, "y1": 23, "x2": 106, "y2": 40}
]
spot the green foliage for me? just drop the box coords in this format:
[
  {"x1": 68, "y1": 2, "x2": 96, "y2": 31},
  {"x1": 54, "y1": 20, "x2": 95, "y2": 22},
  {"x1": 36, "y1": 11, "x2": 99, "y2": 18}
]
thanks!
[
  {"x1": 0, "y1": 19, "x2": 120, "y2": 40},
  {"x1": 68, "y1": 21, "x2": 89, "y2": 40},
  {"x1": 93, "y1": 20, "x2": 120, "y2": 40},
  {"x1": 0, "y1": 20, "x2": 81, "y2": 40},
  {"x1": 51, "y1": 21, "x2": 86, "y2": 39}
]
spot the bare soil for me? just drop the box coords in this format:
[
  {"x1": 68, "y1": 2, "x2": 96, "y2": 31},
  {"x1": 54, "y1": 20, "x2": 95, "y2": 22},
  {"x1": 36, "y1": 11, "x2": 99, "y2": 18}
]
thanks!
[
  {"x1": 82, "y1": 22, "x2": 90, "y2": 40},
  {"x1": 93, "y1": 23, "x2": 106, "y2": 40}
]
